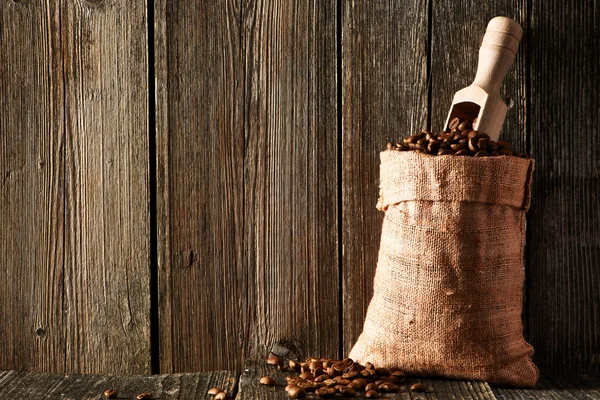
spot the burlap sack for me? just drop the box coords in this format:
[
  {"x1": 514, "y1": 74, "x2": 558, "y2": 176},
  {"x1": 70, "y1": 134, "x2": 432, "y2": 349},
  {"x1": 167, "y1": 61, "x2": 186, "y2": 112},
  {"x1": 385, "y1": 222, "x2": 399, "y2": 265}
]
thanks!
[{"x1": 349, "y1": 150, "x2": 538, "y2": 388}]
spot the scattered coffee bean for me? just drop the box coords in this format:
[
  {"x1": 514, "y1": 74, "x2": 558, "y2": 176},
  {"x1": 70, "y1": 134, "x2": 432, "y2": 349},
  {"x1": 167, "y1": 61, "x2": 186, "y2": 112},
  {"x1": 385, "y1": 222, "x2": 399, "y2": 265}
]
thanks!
[
  {"x1": 136, "y1": 394, "x2": 152, "y2": 400},
  {"x1": 299, "y1": 372, "x2": 314, "y2": 380},
  {"x1": 315, "y1": 387, "x2": 336, "y2": 398},
  {"x1": 339, "y1": 386, "x2": 357, "y2": 397},
  {"x1": 267, "y1": 355, "x2": 284, "y2": 368},
  {"x1": 379, "y1": 382, "x2": 400, "y2": 393},
  {"x1": 385, "y1": 118, "x2": 525, "y2": 158},
  {"x1": 103, "y1": 389, "x2": 118, "y2": 399},
  {"x1": 287, "y1": 385, "x2": 306, "y2": 398},
  {"x1": 289, "y1": 360, "x2": 300, "y2": 371},
  {"x1": 365, "y1": 383, "x2": 378, "y2": 391},
  {"x1": 411, "y1": 383, "x2": 427, "y2": 392},
  {"x1": 207, "y1": 387, "x2": 221, "y2": 395},
  {"x1": 215, "y1": 392, "x2": 227, "y2": 400},
  {"x1": 366, "y1": 389, "x2": 381, "y2": 398},
  {"x1": 260, "y1": 376, "x2": 276, "y2": 386}
]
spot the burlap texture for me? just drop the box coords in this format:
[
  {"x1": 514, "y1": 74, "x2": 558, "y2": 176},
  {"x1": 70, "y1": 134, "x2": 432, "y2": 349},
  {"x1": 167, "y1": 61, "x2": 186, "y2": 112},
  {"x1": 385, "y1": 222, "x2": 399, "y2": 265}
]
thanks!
[{"x1": 349, "y1": 150, "x2": 538, "y2": 388}]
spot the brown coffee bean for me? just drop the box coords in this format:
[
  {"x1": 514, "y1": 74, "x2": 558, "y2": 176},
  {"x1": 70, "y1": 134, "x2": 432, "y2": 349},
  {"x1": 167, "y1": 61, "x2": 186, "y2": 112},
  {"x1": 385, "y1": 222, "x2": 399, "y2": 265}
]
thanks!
[
  {"x1": 288, "y1": 386, "x2": 306, "y2": 399},
  {"x1": 208, "y1": 387, "x2": 221, "y2": 396},
  {"x1": 348, "y1": 378, "x2": 367, "y2": 391},
  {"x1": 488, "y1": 140, "x2": 499, "y2": 151},
  {"x1": 364, "y1": 362, "x2": 374, "y2": 370},
  {"x1": 104, "y1": 390, "x2": 118, "y2": 399},
  {"x1": 468, "y1": 130, "x2": 479, "y2": 138},
  {"x1": 286, "y1": 376, "x2": 299, "y2": 383},
  {"x1": 314, "y1": 374, "x2": 329, "y2": 382},
  {"x1": 472, "y1": 117, "x2": 478, "y2": 125},
  {"x1": 267, "y1": 355, "x2": 284, "y2": 367},
  {"x1": 499, "y1": 148, "x2": 513, "y2": 156},
  {"x1": 136, "y1": 394, "x2": 152, "y2": 400},
  {"x1": 450, "y1": 142, "x2": 467, "y2": 151},
  {"x1": 299, "y1": 372, "x2": 314, "y2": 380},
  {"x1": 455, "y1": 149, "x2": 468, "y2": 156},
  {"x1": 449, "y1": 117, "x2": 461, "y2": 130},
  {"x1": 323, "y1": 359, "x2": 334, "y2": 369},
  {"x1": 411, "y1": 383, "x2": 427, "y2": 392},
  {"x1": 315, "y1": 387, "x2": 336, "y2": 398},
  {"x1": 391, "y1": 370, "x2": 406, "y2": 381},
  {"x1": 438, "y1": 148, "x2": 454, "y2": 155},
  {"x1": 490, "y1": 150, "x2": 500, "y2": 156},
  {"x1": 215, "y1": 392, "x2": 227, "y2": 400},
  {"x1": 342, "y1": 371, "x2": 360, "y2": 380},
  {"x1": 289, "y1": 360, "x2": 300, "y2": 371},
  {"x1": 375, "y1": 367, "x2": 390, "y2": 376},
  {"x1": 326, "y1": 366, "x2": 337, "y2": 376},
  {"x1": 497, "y1": 140, "x2": 511, "y2": 148},
  {"x1": 339, "y1": 387, "x2": 357, "y2": 397},
  {"x1": 380, "y1": 382, "x2": 400, "y2": 393},
  {"x1": 383, "y1": 375, "x2": 402, "y2": 385},
  {"x1": 300, "y1": 363, "x2": 310, "y2": 373},
  {"x1": 478, "y1": 132, "x2": 490, "y2": 140},
  {"x1": 477, "y1": 138, "x2": 490, "y2": 151},
  {"x1": 458, "y1": 120, "x2": 472, "y2": 131},
  {"x1": 366, "y1": 390, "x2": 381, "y2": 399},
  {"x1": 260, "y1": 376, "x2": 276, "y2": 386},
  {"x1": 365, "y1": 383, "x2": 378, "y2": 391},
  {"x1": 322, "y1": 379, "x2": 337, "y2": 387},
  {"x1": 468, "y1": 137, "x2": 479, "y2": 152},
  {"x1": 474, "y1": 149, "x2": 488, "y2": 157},
  {"x1": 360, "y1": 369, "x2": 374, "y2": 378}
]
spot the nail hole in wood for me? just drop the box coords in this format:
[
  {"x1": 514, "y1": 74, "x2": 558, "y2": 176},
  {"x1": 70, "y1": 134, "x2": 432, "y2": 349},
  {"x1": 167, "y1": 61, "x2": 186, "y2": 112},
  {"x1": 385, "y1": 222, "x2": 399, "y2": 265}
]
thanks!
[{"x1": 35, "y1": 327, "x2": 46, "y2": 337}]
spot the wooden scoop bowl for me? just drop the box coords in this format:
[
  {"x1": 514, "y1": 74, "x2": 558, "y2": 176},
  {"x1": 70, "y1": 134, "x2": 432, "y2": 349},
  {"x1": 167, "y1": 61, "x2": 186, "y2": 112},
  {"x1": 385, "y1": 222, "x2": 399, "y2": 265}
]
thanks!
[{"x1": 444, "y1": 17, "x2": 523, "y2": 141}]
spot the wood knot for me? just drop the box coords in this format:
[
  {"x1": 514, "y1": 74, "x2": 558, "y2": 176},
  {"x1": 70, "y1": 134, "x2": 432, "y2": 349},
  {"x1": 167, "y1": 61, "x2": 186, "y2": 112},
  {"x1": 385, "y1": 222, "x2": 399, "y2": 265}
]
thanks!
[{"x1": 35, "y1": 327, "x2": 46, "y2": 337}]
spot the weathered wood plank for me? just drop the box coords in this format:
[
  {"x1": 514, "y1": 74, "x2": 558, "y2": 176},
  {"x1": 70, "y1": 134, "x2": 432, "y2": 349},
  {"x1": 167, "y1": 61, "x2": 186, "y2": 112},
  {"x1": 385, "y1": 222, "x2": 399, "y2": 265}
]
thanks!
[
  {"x1": 526, "y1": 0, "x2": 600, "y2": 376},
  {"x1": 0, "y1": 370, "x2": 238, "y2": 400},
  {"x1": 492, "y1": 376, "x2": 600, "y2": 400},
  {"x1": 0, "y1": 0, "x2": 65, "y2": 373},
  {"x1": 430, "y1": 2, "x2": 527, "y2": 151},
  {"x1": 156, "y1": 0, "x2": 339, "y2": 372},
  {"x1": 238, "y1": 360, "x2": 496, "y2": 399},
  {"x1": 341, "y1": 0, "x2": 429, "y2": 355},
  {"x1": 154, "y1": 0, "x2": 245, "y2": 372},
  {"x1": 242, "y1": 0, "x2": 339, "y2": 364},
  {"x1": 62, "y1": 0, "x2": 151, "y2": 374}
]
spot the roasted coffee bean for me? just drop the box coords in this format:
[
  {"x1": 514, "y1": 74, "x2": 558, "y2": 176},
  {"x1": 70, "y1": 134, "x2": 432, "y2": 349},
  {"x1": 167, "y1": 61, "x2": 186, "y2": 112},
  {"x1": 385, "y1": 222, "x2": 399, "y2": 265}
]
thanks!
[
  {"x1": 326, "y1": 366, "x2": 337, "y2": 377},
  {"x1": 365, "y1": 383, "x2": 379, "y2": 391},
  {"x1": 309, "y1": 361, "x2": 321, "y2": 371},
  {"x1": 299, "y1": 372, "x2": 314, "y2": 380},
  {"x1": 499, "y1": 148, "x2": 513, "y2": 156},
  {"x1": 323, "y1": 359, "x2": 334, "y2": 369},
  {"x1": 386, "y1": 141, "x2": 394, "y2": 150},
  {"x1": 260, "y1": 376, "x2": 276, "y2": 386},
  {"x1": 379, "y1": 382, "x2": 400, "y2": 393},
  {"x1": 467, "y1": 130, "x2": 479, "y2": 138},
  {"x1": 315, "y1": 387, "x2": 336, "y2": 398},
  {"x1": 339, "y1": 387, "x2": 357, "y2": 397},
  {"x1": 451, "y1": 142, "x2": 467, "y2": 151},
  {"x1": 348, "y1": 378, "x2": 367, "y2": 391},
  {"x1": 474, "y1": 149, "x2": 488, "y2": 157},
  {"x1": 449, "y1": 117, "x2": 461, "y2": 130},
  {"x1": 478, "y1": 138, "x2": 490, "y2": 151},
  {"x1": 208, "y1": 387, "x2": 221, "y2": 396},
  {"x1": 455, "y1": 149, "x2": 468, "y2": 156},
  {"x1": 391, "y1": 370, "x2": 406, "y2": 381},
  {"x1": 383, "y1": 375, "x2": 402, "y2": 385},
  {"x1": 104, "y1": 390, "x2": 118, "y2": 399},
  {"x1": 342, "y1": 371, "x2": 360, "y2": 380},
  {"x1": 478, "y1": 132, "x2": 490, "y2": 140},
  {"x1": 287, "y1": 386, "x2": 306, "y2": 399},
  {"x1": 136, "y1": 394, "x2": 152, "y2": 400},
  {"x1": 366, "y1": 390, "x2": 381, "y2": 399},
  {"x1": 215, "y1": 392, "x2": 227, "y2": 400},
  {"x1": 360, "y1": 369, "x2": 374, "y2": 378},
  {"x1": 468, "y1": 137, "x2": 479, "y2": 152},
  {"x1": 411, "y1": 383, "x2": 427, "y2": 392},
  {"x1": 289, "y1": 360, "x2": 300, "y2": 371},
  {"x1": 267, "y1": 355, "x2": 284, "y2": 368},
  {"x1": 314, "y1": 374, "x2": 329, "y2": 382},
  {"x1": 488, "y1": 140, "x2": 499, "y2": 151},
  {"x1": 497, "y1": 140, "x2": 510, "y2": 148},
  {"x1": 297, "y1": 381, "x2": 319, "y2": 392},
  {"x1": 322, "y1": 379, "x2": 337, "y2": 387},
  {"x1": 490, "y1": 150, "x2": 500, "y2": 156},
  {"x1": 438, "y1": 148, "x2": 454, "y2": 155},
  {"x1": 458, "y1": 120, "x2": 472, "y2": 131},
  {"x1": 472, "y1": 117, "x2": 478, "y2": 126}
]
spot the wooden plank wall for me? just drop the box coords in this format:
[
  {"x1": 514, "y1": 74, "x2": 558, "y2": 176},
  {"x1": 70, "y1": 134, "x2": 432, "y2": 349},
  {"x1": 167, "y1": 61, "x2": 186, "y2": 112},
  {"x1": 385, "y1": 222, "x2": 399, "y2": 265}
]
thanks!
[
  {"x1": 1, "y1": 0, "x2": 598, "y2": 378},
  {"x1": 0, "y1": 0, "x2": 150, "y2": 374}
]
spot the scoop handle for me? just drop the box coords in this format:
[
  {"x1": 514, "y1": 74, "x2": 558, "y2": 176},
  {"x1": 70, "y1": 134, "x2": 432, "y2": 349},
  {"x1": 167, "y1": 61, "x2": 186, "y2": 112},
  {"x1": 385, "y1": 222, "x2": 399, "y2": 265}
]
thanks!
[{"x1": 472, "y1": 17, "x2": 522, "y2": 94}]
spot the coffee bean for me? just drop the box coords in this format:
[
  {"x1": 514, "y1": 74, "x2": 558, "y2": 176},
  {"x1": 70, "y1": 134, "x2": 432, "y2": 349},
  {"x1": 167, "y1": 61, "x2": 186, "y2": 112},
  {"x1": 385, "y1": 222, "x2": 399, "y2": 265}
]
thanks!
[
  {"x1": 449, "y1": 117, "x2": 461, "y2": 130},
  {"x1": 450, "y1": 142, "x2": 467, "y2": 151},
  {"x1": 342, "y1": 371, "x2": 360, "y2": 380},
  {"x1": 468, "y1": 137, "x2": 479, "y2": 152},
  {"x1": 309, "y1": 361, "x2": 321, "y2": 371},
  {"x1": 391, "y1": 370, "x2": 406, "y2": 381},
  {"x1": 478, "y1": 132, "x2": 490, "y2": 140},
  {"x1": 499, "y1": 148, "x2": 513, "y2": 156},
  {"x1": 136, "y1": 394, "x2": 152, "y2": 400},
  {"x1": 379, "y1": 382, "x2": 400, "y2": 393},
  {"x1": 386, "y1": 142, "x2": 394, "y2": 150},
  {"x1": 260, "y1": 376, "x2": 276, "y2": 386},
  {"x1": 207, "y1": 387, "x2": 221, "y2": 396},
  {"x1": 477, "y1": 138, "x2": 490, "y2": 151},
  {"x1": 299, "y1": 372, "x2": 314, "y2": 380},
  {"x1": 411, "y1": 383, "x2": 427, "y2": 392},
  {"x1": 322, "y1": 379, "x2": 337, "y2": 387},
  {"x1": 339, "y1": 387, "x2": 357, "y2": 397},
  {"x1": 348, "y1": 378, "x2": 367, "y2": 390},
  {"x1": 366, "y1": 390, "x2": 381, "y2": 398},
  {"x1": 289, "y1": 360, "x2": 300, "y2": 371},
  {"x1": 497, "y1": 140, "x2": 511, "y2": 148},
  {"x1": 215, "y1": 392, "x2": 227, "y2": 400},
  {"x1": 455, "y1": 149, "x2": 468, "y2": 156},
  {"x1": 474, "y1": 149, "x2": 488, "y2": 157},
  {"x1": 458, "y1": 120, "x2": 472, "y2": 131},
  {"x1": 472, "y1": 117, "x2": 478, "y2": 126},
  {"x1": 287, "y1": 386, "x2": 306, "y2": 399},
  {"x1": 297, "y1": 381, "x2": 319, "y2": 392},
  {"x1": 467, "y1": 130, "x2": 479, "y2": 138},
  {"x1": 104, "y1": 390, "x2": 118, "y2": 399},
  {"x1": 267, "y1": 355, "x2": 284, "y2": 368},
  {"x1": 488, "y1": 140, "x2": 499, "y2": 151},
  {"x1": 490, "y1": 150, "x2": 500, "y2": 156},
  {"x1": 315, "y1": 387, "x2": 336, "y2": 398}
]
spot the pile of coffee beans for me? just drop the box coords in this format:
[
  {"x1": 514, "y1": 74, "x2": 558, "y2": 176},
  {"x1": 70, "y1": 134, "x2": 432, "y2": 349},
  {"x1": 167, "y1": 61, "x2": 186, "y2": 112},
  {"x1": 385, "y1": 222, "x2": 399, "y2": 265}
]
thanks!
[
  {"x1": 263, "y1": 355, "x2": 427, "y2": 398},
  {"x1": 386, "y1": 117, "x2": 527, "y2": 158}
]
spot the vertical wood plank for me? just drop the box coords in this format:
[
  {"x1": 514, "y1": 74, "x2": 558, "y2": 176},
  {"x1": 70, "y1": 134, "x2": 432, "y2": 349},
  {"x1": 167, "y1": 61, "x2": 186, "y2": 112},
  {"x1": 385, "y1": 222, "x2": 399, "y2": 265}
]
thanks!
[
  {"x1": 243, "y1": 0, "x2": 339, "y2": 363},
  {"x1": 430, "y1": 1, "x2": 527, "y2": 151},
  {"x1": 341, "y1": 0, "x2": 429, "y2": 354},
  {"x1": 61, "y1": 0, "x2": 150, "y2": 373},
  {"x1": 155, "y1": 0, "x2": 246, "y2": 372},
  {"x1": 0, "y1": 0, "x2": 65, "y2": 373},
  {"x1": 526, "y1": 0, "x2": 600, "y2": 376}
]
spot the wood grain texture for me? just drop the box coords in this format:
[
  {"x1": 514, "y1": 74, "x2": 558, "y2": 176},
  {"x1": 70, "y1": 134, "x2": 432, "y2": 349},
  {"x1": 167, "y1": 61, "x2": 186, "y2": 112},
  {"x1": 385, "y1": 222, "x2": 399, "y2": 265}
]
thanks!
[
  {"x1": 155, "y1": 0, "x2": 245, "y2": 373},
  {"x1": 242, "y1": 0, "x2": 339, "y2": 364},
  {"x1": 341, "y1": 0, "x2": 429, "y2": 354},
  {"x1": 526, "y1": 0, "x2": 600, "y2": 376},
  {"x1": 430, "y1": 1, "x2": 527, "y2": 151},
  {"x1": 492, "y1": 376, "x2": 600, "y2": 399},
  {"x1": 0, "y1": 370, "x2": 238, "y2": 400},
  {"x1": 238, "y1": 360, "x2": 496, "y2": 399},
  {"x1": 62, "y1": 0, "x2": 150, "y2": 374},
  {"x1": 0, "y1": 0, "x2": 65, "y2": 373},
  {"x1": 0, "y1": 0, "x2": 150, "y2": 373},
  {"x1": 156, "y1": 0, "x2": 338, "y2": 372}
]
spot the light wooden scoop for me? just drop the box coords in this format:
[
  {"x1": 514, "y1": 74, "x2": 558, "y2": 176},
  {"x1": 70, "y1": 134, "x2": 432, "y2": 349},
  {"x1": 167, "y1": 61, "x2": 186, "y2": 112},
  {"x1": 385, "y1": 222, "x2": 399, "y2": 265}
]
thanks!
[{"x1": 444, "y1": 17, "x2": 523, "y2": 141}]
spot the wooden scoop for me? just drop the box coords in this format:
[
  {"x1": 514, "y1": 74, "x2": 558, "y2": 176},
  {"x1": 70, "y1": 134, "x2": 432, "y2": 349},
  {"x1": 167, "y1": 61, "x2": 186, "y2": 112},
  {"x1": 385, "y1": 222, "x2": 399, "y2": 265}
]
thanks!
[{"x1": 444, "y1": 17, "x2": 523, "y2": 141}]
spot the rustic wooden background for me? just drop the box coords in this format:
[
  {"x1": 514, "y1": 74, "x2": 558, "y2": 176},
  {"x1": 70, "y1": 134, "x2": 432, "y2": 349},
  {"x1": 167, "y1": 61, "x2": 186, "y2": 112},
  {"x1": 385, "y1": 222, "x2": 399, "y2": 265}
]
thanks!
[{"x1": 1, "y1": 0, "x2": 598, "y2": 378}]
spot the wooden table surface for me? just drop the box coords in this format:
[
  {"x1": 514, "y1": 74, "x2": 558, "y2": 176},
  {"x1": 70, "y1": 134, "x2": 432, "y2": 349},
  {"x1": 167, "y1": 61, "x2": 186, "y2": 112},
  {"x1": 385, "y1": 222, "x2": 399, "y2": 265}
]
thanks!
[{"x1": 1, "y1": 360, "x2": 598, "y2": 400}]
